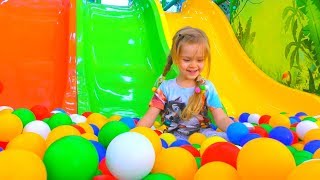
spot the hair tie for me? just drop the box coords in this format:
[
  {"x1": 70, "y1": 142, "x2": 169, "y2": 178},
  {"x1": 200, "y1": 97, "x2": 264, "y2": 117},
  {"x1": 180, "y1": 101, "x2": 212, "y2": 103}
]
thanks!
[{"x1": 152, "y1": 75, "x2": 165, "y2": 92}]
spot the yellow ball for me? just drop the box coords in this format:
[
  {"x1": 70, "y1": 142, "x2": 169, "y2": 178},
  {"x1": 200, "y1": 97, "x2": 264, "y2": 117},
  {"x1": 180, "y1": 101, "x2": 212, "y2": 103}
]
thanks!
[
  {"x1": 0, "y1": 149, "x2": 46, "y2": 180},
  {"x1": 287, "y1": 160, "x2": 320, "y2": 180},
  {"x1": 188, "y1": 133, "x2": 206, "y2": 145},
  {"x1": 313, "y1": 149, "x2": 320, "y2": 159},
  {"x1": 304, "y1": 129, "x2": 320, "y2": 144},
  {"x1": 6, "y1": 132, "x2": 46, "y2": 158},
  {"x1": 131, "y1": 127, "x2": 162, "y2": 155},
  {"x1": 194, "y1": 162, "x2": 240, "y2": 180},
  {"x1": 200, "y1": 136, "x2": 226, "y2": 155},
  {"x1": 86, "y1": 113, "x2": 108, "y2": 129},
  {"x1": 46, "y1": 125, "x2": 80, "y2": 147},
  {"x1": 159, "y1": 133, "x2": 176, "y2": 146},
  {"x1": 0, "y1": 113, "x2": 23, "y2": 142},
  {"x1": 152, "y1": 147, "x2": 197, "y2": 180},
  {"x1": 81, "y1": 133, "x2": 98, "y2": 141},
  {"x1": 315, "y1": 120, "x2": 320, "y2": 127},
  {"x1": 237, "y1": 138, "x2": 295, "y2": 180},
  {"x1": 108, "y1": 114, "x2": 122, "y2": 121},
  {"x1": 269, "y1": 114, "x2": 291, "y2": 128},
  {"x1": 292, "y1": 142, "x2": 304, "y2": 151},
  {"x1": 0, "y1": 109, "x2": 13, "y2": 115},
  {"x1": 77, "y1": 123, "x2": 94, "y2": 134}
]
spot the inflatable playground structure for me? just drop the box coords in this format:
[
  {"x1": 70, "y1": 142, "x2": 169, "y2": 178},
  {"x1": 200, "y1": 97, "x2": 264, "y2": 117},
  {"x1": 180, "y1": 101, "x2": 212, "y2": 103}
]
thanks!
[{"x1": 1, "y1": 0, "x2": 320, "y2": 179}]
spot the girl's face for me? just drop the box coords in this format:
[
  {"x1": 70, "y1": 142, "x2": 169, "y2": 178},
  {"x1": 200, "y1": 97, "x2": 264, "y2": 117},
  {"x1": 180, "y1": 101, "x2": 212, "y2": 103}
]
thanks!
[{"x1": 176, "y1": 43, "x2": 205, "y2": 82}]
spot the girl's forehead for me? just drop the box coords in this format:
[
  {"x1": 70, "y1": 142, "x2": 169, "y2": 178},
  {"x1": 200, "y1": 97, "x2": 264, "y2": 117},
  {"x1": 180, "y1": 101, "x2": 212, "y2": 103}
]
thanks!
[{"x1": 179, "y1": 43, "x2": 206, "y2": 57}]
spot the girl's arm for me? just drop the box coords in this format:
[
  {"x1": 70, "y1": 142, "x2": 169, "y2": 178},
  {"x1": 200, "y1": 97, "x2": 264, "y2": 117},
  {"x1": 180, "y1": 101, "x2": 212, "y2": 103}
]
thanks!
[
  {"x1": 137, "y1": 107, "x2": 161, "y2": 127},
  {"x1": 211, "y1": 108, "x2": 234, "y2": 131}
]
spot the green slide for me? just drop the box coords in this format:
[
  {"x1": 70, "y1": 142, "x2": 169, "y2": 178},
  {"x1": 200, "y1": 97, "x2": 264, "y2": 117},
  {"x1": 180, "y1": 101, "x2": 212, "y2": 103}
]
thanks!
[{"x1": 76, "y1": 0, "x2": 176, "y2": 118}]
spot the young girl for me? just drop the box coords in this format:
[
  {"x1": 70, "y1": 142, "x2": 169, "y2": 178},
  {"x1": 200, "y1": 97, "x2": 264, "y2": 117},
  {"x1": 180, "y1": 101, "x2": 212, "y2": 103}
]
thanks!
[{"x1": 137, "y1": 26, "x2": 233, "y2": 140}]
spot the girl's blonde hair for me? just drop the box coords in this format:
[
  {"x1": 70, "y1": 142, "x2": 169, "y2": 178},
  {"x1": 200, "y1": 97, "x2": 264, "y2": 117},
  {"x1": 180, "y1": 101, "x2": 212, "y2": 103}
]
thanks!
[{"x1": 162, "y1": 26, "x2": 211, "y2": 120}]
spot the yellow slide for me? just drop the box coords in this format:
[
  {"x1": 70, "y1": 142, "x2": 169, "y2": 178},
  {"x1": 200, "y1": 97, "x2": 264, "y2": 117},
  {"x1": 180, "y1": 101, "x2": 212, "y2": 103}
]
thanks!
[{"x1": 160, "y1": 0, "x2": 320, "y2": 117}]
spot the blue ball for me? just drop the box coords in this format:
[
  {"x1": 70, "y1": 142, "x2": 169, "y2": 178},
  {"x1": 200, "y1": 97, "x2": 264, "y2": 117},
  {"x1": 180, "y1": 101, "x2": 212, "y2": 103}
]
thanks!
[
  {"x1": 269, "y1": 126, "x2": 293, "y2": 145},
  {"x1": 226, "y1": 122, "x2": 249, "y2": 145},
  {"x1": 0, "y1": 147, "x2": 3, "y2": 152},
  {"x1": 161, "y1": 138, "x2": 169, "y2": 148},
  {"x1": 239, "y1": 113, "x2": 250, "y2": 123},
  {"x1": 289, "y1": 116, "x2": 301, "y2": 124},
  {"x1": 170, "y1": 139, "x2": 190, "y2": 147},
  {"x1": 120, "y1": 117, "x2": 136, "y2": 129},
  {"x1": 239, "y1": 133, "x2": 261, "y2": 146},
  {"x1": 90, "y1": 124, "x2": 100, "y2": 136},
  {"x1": 295, "y1": 112, "x2": 307, "y2": 117},
  {"x1": 210, "y1": 123, "x2": 218, "y2": 130},
  {"x1": 304, "y1": 140, "x2": 320, "y2": 154},
  {"x1": 53, "y1": 108, "x2": 66, "y2": 113},
  {"x1": 90, "y1": 140, "x2": 106, "y2": 162}
]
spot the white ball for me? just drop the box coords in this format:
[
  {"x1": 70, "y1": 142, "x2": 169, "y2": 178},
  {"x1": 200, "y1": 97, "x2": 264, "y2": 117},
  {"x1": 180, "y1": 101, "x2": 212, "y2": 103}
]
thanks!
[
  {"x1": 242, "y1": 122, "x2": 254, "y2": 130},
  {"x1": 106, "y1": 132, "x2": 155, "y2": 180},
  {"x1": 23, "y1": 120, "x2": 51, "y2": 139},
  {"x1": 296, "y1": 121, "x2": 319, "y2": 140},
  {"x1": 0, "y1": 106, "x2": 13, "y2": 111},
  {"x1": 247, "y1": 113, "x2": 261, "y2": 124},
  {"x1": 70, "y1": 114, "x2": 87, "y2": 124}
]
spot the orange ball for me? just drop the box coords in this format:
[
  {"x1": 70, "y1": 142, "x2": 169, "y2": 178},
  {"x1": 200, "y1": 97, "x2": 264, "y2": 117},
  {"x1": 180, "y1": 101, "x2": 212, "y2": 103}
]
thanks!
[
  {"x1": 268, "y1": 114, "x2": 290, "y2": 128},
  {"x1": 194, "y1": 162, "x2": 239, "y2": 180},
  {"x1": 287, "y1": 160, "x2": 320, "y2": 180}
]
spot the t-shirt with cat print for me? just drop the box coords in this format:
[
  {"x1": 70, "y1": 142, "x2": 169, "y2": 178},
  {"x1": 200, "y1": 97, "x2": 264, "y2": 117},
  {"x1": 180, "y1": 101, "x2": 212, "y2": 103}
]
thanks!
[{"x1": 150, "y1": 78, "x2": 223, "y2": 136}]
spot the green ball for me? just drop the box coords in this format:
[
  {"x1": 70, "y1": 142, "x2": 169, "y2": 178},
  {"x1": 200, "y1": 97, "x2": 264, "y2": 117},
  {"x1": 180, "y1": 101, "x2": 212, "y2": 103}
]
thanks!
[
  {"x1": 43, "y1": 136, "x2": 99, "y2": 180},
  {"x1": 98, "y1": 121, "x2": 130, "y2": 148},
  {"x1": 192, "y1": 144, "x2": 201, "y2": 150},
  {"x1": 143, "y1": 173, "x2": 175, "y2": 180},
  {"x1": 12, "y1": 108, "x2": 36, "y2": 127},
  {"x1": 259, "y1": 124, "x2": 273, "y2": 133},
  {"x1": 47, "y1": 113, "x2": 72, "y2": 129},
  {"x1": 287, "y1": 146, "x2": 297, "y2": 155},
  {"x1": 303, "y1": 116, "x2": 317, "y2": 122},
  {"x1": 293, "y1": 150, "x2": 313, "y2": 165},
  {"x1": 195, "y1": 157, "x2": 202, "y2": 169}
]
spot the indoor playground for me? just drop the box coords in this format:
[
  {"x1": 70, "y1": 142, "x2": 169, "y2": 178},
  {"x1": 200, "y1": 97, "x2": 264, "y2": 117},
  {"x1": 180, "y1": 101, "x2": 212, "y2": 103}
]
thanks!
[{"x1": 1, "y1": 0, "x2": 320, "y2": 179}]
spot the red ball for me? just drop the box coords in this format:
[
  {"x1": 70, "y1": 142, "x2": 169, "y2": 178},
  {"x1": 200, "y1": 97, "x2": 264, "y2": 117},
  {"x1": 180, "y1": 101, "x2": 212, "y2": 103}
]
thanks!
[
  {"x1": 30, "y1": 105, "x2": 50, "y2": 120},
  {"x1": 93, "y1": 175, "x2": 116, "y2": 180},
  {"x1": 154, "y1": 130, "x2": 162, "y2": 136},
  {"x1": 82, "y1": 111, "x2": 93, "y2": 118},
  {"x1": 250, "y1": 126, "x2": 268, "y2": 137},
  {"x1": 98, "y1": 158, "x2": 114, "y2": 177},
  {"x1": 291, "y1": 130, "x2": 299, "y2": 144},
  {"x1": 181, "y1": 145, "x2": 200, "y2": 157},
  {"x1": 0, "y1": 141, "x2": 8, "y2": 149},
  {"x1": 258, "y1": 115, "x2": 271, "y2": 124},
  {"x1": 201, "y1": 142, "x2": 240, "y2": 168},
  {"x1": 291, "y1": 122, "x2": 299, "y2": 127},
  {"x1": 72, "y1": 124, "x2": 86, "y2": 134}
]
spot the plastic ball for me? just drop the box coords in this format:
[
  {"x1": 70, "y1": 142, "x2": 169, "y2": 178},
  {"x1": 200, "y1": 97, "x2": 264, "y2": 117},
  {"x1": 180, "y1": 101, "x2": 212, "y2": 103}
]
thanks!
[
  {"x1": 82, "y1": 111, "x2": 93, "y2": 118},
  {"x1": 6, "y1": 132, "x2": 46, "y2": 158},
  {"x1": 304, "y1": 140, "x2": 320, "y2": 154},
  {"x1": 106, "y1": 132, "x2": 155, "y2": 180},
  {"x1": 72, "y1": 124, "x2": 86, "y2": 134},
  {"x1": 98, "y1": 158, "x2": 114, "y2": 177},
  {"x1": 81, "y1": 133, "x2": 98, "y2": 141},
  {"x1": 98, "y1": 121, "x2": 130, "y2": 148},
  {"x1": 0, "y1": 113, "x2": 23, "y2": 142},
  {"x1": 159, "y1": 133, "x2": 176, "y2": 146},
  {"x1": 12, "y1": 108, "x2": 36, "y2": 127},
  {"x1": 152, "y1": 147, "x2": 197, "y2": 180},
  {"x1": 259, "y1": 124, "x2": 273, "y2": 133},
  {"x1": 90, "y1": 124, "x2": 100, "y2": 136},
  {"x1": 194, "y1": 162, "x2": 239, "y2": 180},
  {"x1": 313, "y1": 148, "x2": 320, "y2": 158},
  {"x1": 30, "y1": 105, "x2": 50, "y2": 120},
  {"x1": 239, "y1": 133, "x2": 261, "y2": 146},
  {"x1": 77, "y1": 122, "x2": 94, "y2": 134},
  {"x1": 93, "y1": 174, "x2": 116, "y2": 180},
  {"x1": 44, "y1": 136, "x2": 98, "y2": 180},
  {"x1": 201, "y1": 142, "x2": 240, "y2": 168},
  {"x1": 226, "y1": 122, "x2": 249, "y2": 145},
  {"x1": 108, "y1": 114, "x2": 122, "y2": 121},
  {"x1": 181, "y1": 145, "x2": 200, "y2": 157},
  {"x1": 258, "y1": 115, "x2": 271, "y2": 124},
  {"x1": 188, "y1": 132, "x2": 206, "y2": 145},
  {"x1": 296, "y1": 121, "x2": 319, "y2": 140},
  {"x1": 293, "y1": 150, "x2": 313, "y2": 165},
  {"x1": 295, "y1": 112, "x2": 307, "y2": 117},
  {"x1": 143, "y1": 173, "x2": 175, "y2": 180},
  {"x1": 47, "y1": 113, "x2": 72, "y2": 129},
  {"x1": 250, "y1": 126, "x2": 268, "y2": 137},
  {"x1": 289, "y1": 116, "x2": 301, "y2": 124},
  {"x1": 269, "y1": 126, "x2": 293, "y2": 145},
  {"x1": 247, "y1": 114, "x2": 260, "y2": 124},
  {"x1": 303, "y1": 128, "x2": 320, "y2": 144},
  {"x1": 23, "y1": 120, "x2": 51, "y2": 139},
  {"x1": 70, "y1": 114, "x2": 87, "y2": 124},
  {"x1": 237, "y1": 138, "x2": 296, "y2": 180},
  {"x1": 131, "y1": 127, "x2": 162, "y2": 155},
  {"x1": 170, "y1": 139, "x2": 191, "y2": 147},
  {"x1": 269, "y1": 114, "x2": 291, "y2": 128},
  {"x1": 87, "y1": 113, "x2": 108, "y2": 129},
  {"x1": 200, "y1": 136, "x2": 227, "y2": 155},
  {"x1": 90, "y1": 140, "x2": 106, "y2": 162},
  {"x1": 46, "y1": 125, "x2": 80, "y2": 147},
  {"x1": 120, "y1": 117, "x2": 136, "y2": 129},
  {"x1": 239, "y1": 113, "x2": 250, "y2": 122},
  {"x1": 161, "y1": 138, "x2": 169, "y2": 148},
  {"x1": 292, "y1": 142, "x2": 305, "y2": 151},
  {"x1": 287, "y1": 159, "x2": 320, "y2": 180},
  {"x1": 0, "y1": 149, "x2": 46, "y2": 180}
]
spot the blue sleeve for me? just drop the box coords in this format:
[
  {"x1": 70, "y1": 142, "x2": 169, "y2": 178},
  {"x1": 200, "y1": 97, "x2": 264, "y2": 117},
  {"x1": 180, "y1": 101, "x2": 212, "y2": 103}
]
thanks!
[{"x1": 205, "y1": 80, "x2": 222, "y2": 108}]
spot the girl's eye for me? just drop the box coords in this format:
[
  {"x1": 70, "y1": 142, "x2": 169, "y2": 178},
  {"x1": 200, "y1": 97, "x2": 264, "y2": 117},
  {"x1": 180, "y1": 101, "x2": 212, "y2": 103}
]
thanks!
[
  {"x1": 198, "y1": 59, "x2": 204, "y2": 62},
  {"x1": 183, "y1": 59, "x2": 190, "y2": 62}
]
